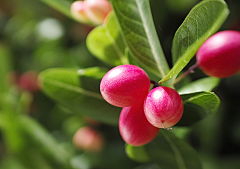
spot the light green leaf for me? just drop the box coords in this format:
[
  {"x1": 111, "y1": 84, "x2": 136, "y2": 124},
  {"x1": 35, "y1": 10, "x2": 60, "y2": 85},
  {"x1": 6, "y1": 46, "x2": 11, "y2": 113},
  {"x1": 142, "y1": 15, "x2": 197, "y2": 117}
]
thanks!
[
  {"x1": 38, "y1": 67, "x2": 120, "y2": 125},
  {"x1": 126, "y1": 144, "x2": 150, "y2": 163},
  {"x1": 111, "y1": 0, "x2": 169, "y2": 77},
  {"x1": 87, "y1": 12, "x2": 128, "y2": 66},
  {"x1": 178, "y1": 77, "x2": 220, "y2": 94},
  {"x1": 160, "y1": 0, "x2": 229, "y2": 84},
  {"x1": 146, "y1": 130, "x2": 202, "y2": 169},
  {"x1": 178, "y1": 91, "x2": 220, "y2": 126}
]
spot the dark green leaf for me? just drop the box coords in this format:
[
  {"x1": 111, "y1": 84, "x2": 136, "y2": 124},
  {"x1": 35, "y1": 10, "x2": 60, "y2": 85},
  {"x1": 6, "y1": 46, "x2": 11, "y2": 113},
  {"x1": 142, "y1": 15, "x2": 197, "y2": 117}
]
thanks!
[
  {"x1": 38, "y1": 67, "x2": 120, "y2": 125},
  {"x1": 134, "y1": 163, "x2": 161, "y2": 169},
  {"x1": 87, "y1": 12, "x2": 129, "y2": 66},
  {"x1": 177, "y1": 91, "x2": 220, "y2": 126},
  {"x1": 160, "y1": 0, "x2": 229, "y2": 84},
  {"x1": 146, "y1": 130, "x2": 202, "y2": 169},
  {"x1": 178, "y1": 77, "x2": 220, "y2": 94},
  {"x1": 111, "y1": 0, "x2": 169, "y2": 77}
]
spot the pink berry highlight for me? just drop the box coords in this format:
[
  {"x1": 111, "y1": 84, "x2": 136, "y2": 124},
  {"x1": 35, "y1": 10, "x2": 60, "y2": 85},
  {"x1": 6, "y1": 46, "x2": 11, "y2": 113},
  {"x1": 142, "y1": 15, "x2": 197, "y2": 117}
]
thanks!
[
  {"x1": 119, "y1": 103, "x2": 160, "y2": 146},
  {"x1": 144, "y1": 86, "x2": 183, "y2": 128},
  {"x1": 100, "y1": 65, "x2": 150, "y2": 107},
  {"x1": 196, "y1": 30, "x2": 240, "y2": 78}
]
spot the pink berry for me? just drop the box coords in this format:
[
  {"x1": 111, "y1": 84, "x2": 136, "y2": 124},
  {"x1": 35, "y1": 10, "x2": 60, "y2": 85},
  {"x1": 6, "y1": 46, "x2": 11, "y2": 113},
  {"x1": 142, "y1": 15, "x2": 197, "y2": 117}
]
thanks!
[
  {"x1": 144, "y1": 86, "x2": 183, "y2": 128},
  {"x1": 119, "y1": 103, "x2": 160, "y2": 146},
  {"x1": 196, "y1": 30, "x2": 240, "y2": 78},
  {"x1": 100, "y1": 65, "x2": 150, "y2": 107},
  {"x1": 73, "y1": 126, "x2": 104, "y2": 152}
]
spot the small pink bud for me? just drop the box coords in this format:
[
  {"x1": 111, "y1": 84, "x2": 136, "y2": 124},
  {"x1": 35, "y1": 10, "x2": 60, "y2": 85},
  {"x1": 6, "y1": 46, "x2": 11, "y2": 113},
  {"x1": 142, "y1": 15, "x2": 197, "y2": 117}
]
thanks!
[
  {"x1": 19, "y1": 71, "x2": 39, "y2": 92},
  {"x1": 84, "y1": 0, "x2": 112, "y2": 25},
  {"x1": 73, "y1": 126, "x2": 104, "y2": 152},
  {"x1": 70, "y1": 1, "x2": 90, "y2": 24}
]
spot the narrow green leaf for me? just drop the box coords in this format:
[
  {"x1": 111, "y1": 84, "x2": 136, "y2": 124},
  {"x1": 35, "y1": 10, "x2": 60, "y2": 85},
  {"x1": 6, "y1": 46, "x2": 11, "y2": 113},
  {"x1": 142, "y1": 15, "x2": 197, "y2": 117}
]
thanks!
[
  {"x1": 18, "y1": 115, "x2": 71, "y2": 168},
  {"x1": 40, "y1": 0, "x2": 72, "y2": 18},
  {"x1": 160, "y1": 0, "x2": 229, "y2": 84},
  {"x1": 38, "y1": 67, "x2": 120, "y2": 125},
  {"x1": 178, "y1": 77, "x2": 220, "y2": 94},
  {"x1": 177, "y1": 91, "x2": 220, "y2": 126},
  {"x1": 146, "y1": 130, "x2": 202, "y2": 169},
  {"x1": 87, "y1": 12, "x2": 128, "y2": 66},
  {"x1": 111, "y1": 0, "x2": 169, "y2": 77}
]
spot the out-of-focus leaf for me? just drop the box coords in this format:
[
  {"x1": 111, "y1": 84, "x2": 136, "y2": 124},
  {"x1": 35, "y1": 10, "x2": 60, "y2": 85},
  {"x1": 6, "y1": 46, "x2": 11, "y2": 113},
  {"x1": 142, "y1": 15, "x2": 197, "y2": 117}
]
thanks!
[
  {"x1": 178, "y1": 77, "x2": 220, "y2": 94},
  {"x1": 134, "y1": 163, "x2": 161, "y2": 169},
  {"x1": 87, "y1": 12, "x2": 128, "y2": 66},
  {"x1": 126, "y1": 144, "x2": 150, "y2": 163},
  {"x1": 0, "y1": 45, "x2": 12, "y2": 92},
  {"x1": 19, "y1": 115, "x2": 71, "y2": 168},
  {"x1": 111, "y1": 0, "x2": 169, "y2": 77},
  {"x1": 146, "y1": 130, "x2": 202, "y2": 169},
  {"x1": 38, "y1": 67, "x2": 121, "y2": 125},
  {"x1": 159, "y1": 0, "x2": 229, "y2": 84},
  {"x1": 40, "y1": 0, "x2": 72, "y2": 18},
  {"x1": 177, "y1": 91, "x2": 220, "y2": 126}
]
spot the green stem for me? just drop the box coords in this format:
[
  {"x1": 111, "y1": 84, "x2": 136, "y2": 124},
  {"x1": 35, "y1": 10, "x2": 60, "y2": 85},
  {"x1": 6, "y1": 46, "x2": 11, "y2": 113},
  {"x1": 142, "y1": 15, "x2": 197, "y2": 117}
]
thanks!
[{"x1": 174, "y1": 63, "x2": 198, "y2": 85}]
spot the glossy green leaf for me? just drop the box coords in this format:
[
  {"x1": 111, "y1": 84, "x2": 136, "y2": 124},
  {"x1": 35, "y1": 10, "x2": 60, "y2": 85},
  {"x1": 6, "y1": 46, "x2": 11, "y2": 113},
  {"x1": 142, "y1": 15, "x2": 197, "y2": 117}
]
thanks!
[
  {"x1": 177, "y1": 91, "x2": 220, "y2": 126},
  {"x1": 111, "y1": 0, "x2": 169, "y2": 77},
  {"x1": 178, "y1": 77, "x2": 220, "y2": 94},
  {"x1": 160, "y1": 0, "x2": 229, "y2": 84},
  {"x1": 38, "y1": 67, "x2": 121, "y2": 125},
  {"x1": 145, "y1": 130, "x2": 202, "y2": 169},
  {"x1": 40, "y1": 0, "x2": 72, "y2": 18},
  {"x1": 87, "y1": 12, "x2": 129, "y2": 66}
]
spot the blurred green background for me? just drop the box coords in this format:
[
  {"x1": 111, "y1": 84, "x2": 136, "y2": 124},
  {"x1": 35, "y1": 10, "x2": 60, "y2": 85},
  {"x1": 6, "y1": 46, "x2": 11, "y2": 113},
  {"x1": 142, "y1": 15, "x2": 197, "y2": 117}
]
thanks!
[{"x1": 0, "y1": 0, "x2": 240, "y2": 168}]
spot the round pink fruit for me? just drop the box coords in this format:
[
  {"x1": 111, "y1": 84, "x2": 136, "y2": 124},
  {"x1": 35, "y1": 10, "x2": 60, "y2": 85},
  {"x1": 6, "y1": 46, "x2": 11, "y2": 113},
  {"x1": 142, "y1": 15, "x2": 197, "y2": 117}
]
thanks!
[
  {"x1": 100, "y1": 65, "x2": 150, "y2": 107},
  {"x1": 119, "y1": 102, "x2": 160, "y2": 146},
  {"x1": 144, "y1": 86, "x2": 183, "y2": 128},
  {"x1": 196, "y1": 30, "x2": 240, "y2": 78}
]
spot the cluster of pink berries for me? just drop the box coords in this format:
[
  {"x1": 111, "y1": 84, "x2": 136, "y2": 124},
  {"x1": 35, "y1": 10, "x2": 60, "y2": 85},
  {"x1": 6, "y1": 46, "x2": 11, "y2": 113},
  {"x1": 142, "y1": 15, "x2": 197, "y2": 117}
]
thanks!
[
  {"x1": 99, "y1": 30, "x2": 240, "y2": 146},
  {"x1": 71, "y1": 0, "x2": 112, "y2": 26},
  {"x1": 100, "y1": 65, "x2": 184, "y2": 146}
]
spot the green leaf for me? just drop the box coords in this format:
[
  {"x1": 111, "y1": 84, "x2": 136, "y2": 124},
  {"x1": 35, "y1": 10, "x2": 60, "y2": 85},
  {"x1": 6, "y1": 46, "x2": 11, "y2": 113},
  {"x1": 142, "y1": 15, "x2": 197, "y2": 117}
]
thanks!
[
  {"x1": 0, "y1": 45, "x2": 12, "y2": 92},
  {"x1": 40, "y1": 0, "x2": 72, "y2": 18},
  {"x1": 38, "y1": 67, "x2": 121, "y2": 125},
  {"x1": 178, "y1": 77, "x2": 220, "y2": 94},
  {"x1": 160, "y1": 0, "x2": 229, "y2": 84},
  {"x1": 126, "y1": 144, "x2": 150, "y2": 163},
  {"x1": 145, "y1": 130, "x2": 202, "y2": 169},
  {"x1": 87, "y1": 12, "x2": 129, "y2": 66},
  {"x1": 18, "y1": 115, "x2": 71, "y2": 168},
  {"x1": 134, "y1": 163, "x2": 161, "y2": 169},
  {"x1": 111, "y1": 0, "x2": 169, "y2": 77},
  {"x1": 177, "y1": 91, "x2": 220, "y2": 126}
]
